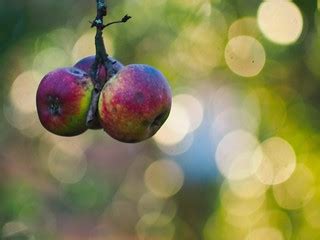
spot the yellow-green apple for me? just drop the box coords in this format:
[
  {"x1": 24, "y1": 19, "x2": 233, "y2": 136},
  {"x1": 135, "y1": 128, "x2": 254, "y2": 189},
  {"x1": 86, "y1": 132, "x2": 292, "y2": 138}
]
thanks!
[
  {"x1": 36, "y1": 67, "x2": 93, "y2": 136},
  {"x1": 98, "y1": 64, "x2": 172, "y2": 143}
]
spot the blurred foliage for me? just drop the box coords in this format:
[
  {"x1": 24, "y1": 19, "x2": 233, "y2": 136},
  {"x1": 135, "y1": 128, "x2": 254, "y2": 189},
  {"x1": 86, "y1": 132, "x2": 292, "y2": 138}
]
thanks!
[{"x1": 2, "y1": 0, "x2": 320, "y2": 239}]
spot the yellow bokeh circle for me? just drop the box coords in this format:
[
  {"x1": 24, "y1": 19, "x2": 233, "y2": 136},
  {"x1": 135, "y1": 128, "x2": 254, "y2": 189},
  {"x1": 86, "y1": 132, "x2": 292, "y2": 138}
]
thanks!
[
  {"x1": 225, "y1": 36, "x2": 266, "y2": 77},
  {"x1": 257, "y1": 1, "x2": 303, "y2": 45}
]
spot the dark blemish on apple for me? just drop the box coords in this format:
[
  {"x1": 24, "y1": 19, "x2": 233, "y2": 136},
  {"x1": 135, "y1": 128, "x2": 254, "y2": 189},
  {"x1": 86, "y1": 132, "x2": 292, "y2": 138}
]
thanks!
[
  {"x1": 134, "y1": 92, "x2": 145, "y2": 104},
  {"x1": 48, "y1": 96, "x2": 61, "y2": 116}
]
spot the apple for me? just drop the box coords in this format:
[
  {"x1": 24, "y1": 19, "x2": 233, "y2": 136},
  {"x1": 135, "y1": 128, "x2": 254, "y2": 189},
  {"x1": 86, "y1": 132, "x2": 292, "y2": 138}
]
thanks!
[
  {"x1": 98, "y1": 64, "x2": 172, "y2": 143},
  {"x1": 73, "y1": 55, "x2": 124, "y2": 82},
  {"x1": 36, "y1": 67, "x2": 93, "y2": 136}
]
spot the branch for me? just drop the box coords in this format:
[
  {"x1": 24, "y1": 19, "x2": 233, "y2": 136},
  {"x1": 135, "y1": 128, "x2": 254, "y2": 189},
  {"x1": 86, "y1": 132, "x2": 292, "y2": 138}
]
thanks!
[{"x1": 86, "y1": 0, "x2": 131, "y2": 128}]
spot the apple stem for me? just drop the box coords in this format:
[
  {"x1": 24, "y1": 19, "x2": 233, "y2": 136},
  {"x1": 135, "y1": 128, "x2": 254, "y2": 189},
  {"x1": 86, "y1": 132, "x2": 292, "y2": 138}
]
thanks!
[{"x1": 86, "y1": 0, "x2": 131, "y2": 128}]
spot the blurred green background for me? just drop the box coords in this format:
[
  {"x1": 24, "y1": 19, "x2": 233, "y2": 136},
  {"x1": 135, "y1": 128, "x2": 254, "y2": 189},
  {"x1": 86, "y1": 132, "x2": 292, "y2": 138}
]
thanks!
[{"x1": 1, "y1": 0, "x2": 320, "y2": 239}]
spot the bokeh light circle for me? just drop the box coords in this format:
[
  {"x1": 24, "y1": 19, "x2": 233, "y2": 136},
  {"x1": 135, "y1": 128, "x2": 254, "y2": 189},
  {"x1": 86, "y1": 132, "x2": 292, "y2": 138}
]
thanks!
[
  {"x1": 246, "y1": 227, "x2": 284, "y2": 240},
  {"x1": 257, "y1": 1, "x2": 303, "y2": 45},
  {"x1": 156, "y1": 133, "x2": 194, "y2": 156},
  {"x1": 225, "y1": 36, "x2": 266, "y2": 77},
  {"x1": 10, "y1": 71, "x2": 42, "y2": 114},
  {"x1": 155, "y1": 94, "x2": 203, "y2": 154},
  {"x1": 273, "y1": 164, "x2": 315, "y2": 209},
  {"x1": 136, "y1": 214, "x2": 175, "y2": 240},
  {"x1": 33, "y1": 47, "x2": 69, "y2": 75},
  {"x1": 215, "y1": 130, "x2": 263, "y2": 180},
  {"x1": 144, "y1": 160, "x2": 184, "y2": 198},
  {"x1": 228, "y1": 175, "x2": 268, "y2": 199},
  {"x1": 138, "y1": 192, "x2": 177, "y2": 222},
  {"x1": 255, "y1": 210, "x2": 292, "y2": 240},
  {"x1": 304, "y1": 193, "x2": 320, "y2": 228},
  {"x1": 173, "y1": 94, "x2": 204, "y2": 132},
  {"x1": 153, "y1": 100, "x2": 191, "y2": 146},
  {"x1": 220, "y1": 181, "x2": 265, "y2": 216},
  {"x1": 48, "y1": 145, "x2": 87, "y2": 184},
  {"x1": 228, "y1": 17, "x2": 259, "y2": 39},
  {"x1": 255, "y1": 137, "x2": 296, "y2": 185}
]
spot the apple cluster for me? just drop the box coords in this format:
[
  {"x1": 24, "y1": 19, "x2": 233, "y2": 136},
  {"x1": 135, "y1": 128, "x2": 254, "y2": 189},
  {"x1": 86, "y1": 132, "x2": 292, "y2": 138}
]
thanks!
[{"x1": 36, "y1": 56, "x2": 172, "y2": 143}]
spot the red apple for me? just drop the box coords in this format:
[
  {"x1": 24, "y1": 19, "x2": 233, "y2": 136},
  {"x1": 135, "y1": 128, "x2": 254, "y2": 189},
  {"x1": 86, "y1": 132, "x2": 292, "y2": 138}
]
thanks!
[
  {"x1": 73, "y1": 55, "x2": 124, "y2": 82},
  {"x1": 98, "y1": 64, "x2": 172, "y2": 143},
  {"x1": 36, "y1": 67, "x2": 93, "y2": 136}
]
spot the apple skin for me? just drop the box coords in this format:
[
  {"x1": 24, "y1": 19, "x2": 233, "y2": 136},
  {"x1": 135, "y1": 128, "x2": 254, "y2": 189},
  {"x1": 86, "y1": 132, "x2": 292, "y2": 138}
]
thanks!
[
  {"x1": 36, "y1": 67, "x2": 93, "y2": 136},
  {"x1": 73, "y1": 55, "x2": 124, "y2": 82},
  {"x1": 98, "y1": 64, "x2": 172, "y2": 143}
]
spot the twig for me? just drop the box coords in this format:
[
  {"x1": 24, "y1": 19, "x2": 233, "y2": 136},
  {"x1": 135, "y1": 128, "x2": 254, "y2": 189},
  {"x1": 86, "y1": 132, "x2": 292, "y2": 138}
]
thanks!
[
  {"x1": 86, "y1": 0, "x2": 131, "y2": 128},
  {"x1": 103, "y1": 14, "x2": 132, "y2": 28}
]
